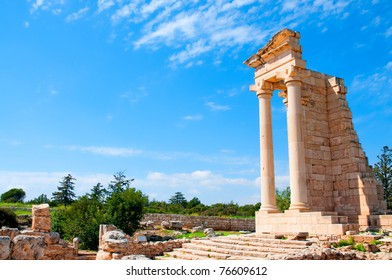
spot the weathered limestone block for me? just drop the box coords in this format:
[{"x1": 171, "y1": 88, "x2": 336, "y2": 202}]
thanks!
[
  {"x1": 192, "y1": 226, "x2": 204, "y2": 233},
  {"x1": 20, "y1": 230, "x2": 60, "y2": 245},
  {"x1": 0, "y1": 227, "x2": 20, "y2": 239},
  {"x1": 161, "y1": 221, "x2": 170, "y2": 229},
  {"x1": 32, "y1": 204, "x2": 51, "y2": 232},
  {"x1": 169, "y1": 221, "x2": 183, "y2": 230},
  {"x1": 0, "y1": 236, "x2": 11, "y2": 260},
  {"x1": 96, "y1": 250, "x2": 112, "y2": 260},
  {"x1": 43, "y1": 243, "x2": 76, "y2": 260},
  {"x1": 73, "y1": 237, "x2": 79, "y2": 255},
  {"x1": 204, "y1": 228, "x2": 215, "y2": 237},
  {"x1": 102, "y1": 230, "x2": 128, "y2": 253},
  {"x1": 11, "y1": 235, "x2": 45, "y2": 260}
]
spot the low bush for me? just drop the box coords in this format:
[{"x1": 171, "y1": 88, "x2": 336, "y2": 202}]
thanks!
[{"x1": 0, "y1": 208, "x2": 18, "y2": 228}]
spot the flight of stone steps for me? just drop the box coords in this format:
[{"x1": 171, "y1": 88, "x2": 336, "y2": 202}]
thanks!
[{"x1": 157, "y1": 234, "x2": 313, "y2": 260}]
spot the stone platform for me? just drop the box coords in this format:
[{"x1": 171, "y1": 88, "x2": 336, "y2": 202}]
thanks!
[{"x1": 256, "y1": 210, "x2": 358, "y2": 235}]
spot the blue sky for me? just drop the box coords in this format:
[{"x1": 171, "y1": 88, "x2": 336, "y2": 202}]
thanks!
[{"x1": 0, "y1": 0, "x2": 391, "y2": 205}]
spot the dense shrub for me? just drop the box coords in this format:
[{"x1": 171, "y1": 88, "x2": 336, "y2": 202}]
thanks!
[{"x1": 0, "y1": 208, "x2": 18, "y2": 228}]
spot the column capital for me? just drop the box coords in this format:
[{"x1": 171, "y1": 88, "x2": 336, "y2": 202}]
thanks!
[
  {"x1": 256, "y1": 80, "x2": 274, "y2": 98},
  {"x1": 284, "y1": 76, "x2": 302, "y2": 86}
]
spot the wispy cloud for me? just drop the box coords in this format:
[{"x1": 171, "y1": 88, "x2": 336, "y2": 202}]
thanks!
[
  {"x1": 27, "y1": 0, "x2": 355, "y2": 67},
  {"x1": 183, "y1": 114, "x2": 203, "y2": 121},
  {"x1": 64, "y1": 145, "x2": 143, "y2": 157},
  {"x1": 66, "y1": 7, "x2": 90, "y2": 22},
  {"x1": 98, "y1": 0, "x2": 115, "y2": 14},
  {"x1": 206, "y1": 101, "x2": 231, "y2": 111}
]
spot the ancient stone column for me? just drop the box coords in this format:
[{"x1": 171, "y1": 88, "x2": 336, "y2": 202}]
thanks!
[
  {"x1": 285, "y1": 77, "x2": 309, "y2": 210},
  {"x1": 257, "y1": 82, "x2": 278, "y2": 211}
]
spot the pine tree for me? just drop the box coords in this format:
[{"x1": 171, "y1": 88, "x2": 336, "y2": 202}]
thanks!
[
  {"x1": 373, "y1": 146, "x2": 392, "y2": 210},
  {"x1": 52, "y1": 174, "x2": 76, "y2": 207}
]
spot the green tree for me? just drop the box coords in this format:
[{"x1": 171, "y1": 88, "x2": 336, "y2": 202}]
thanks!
[
  {"x1": 276, "y1": 186, "x2": 291, "y2": 212},
  {"x1": 52, "y1": 196, "x2": 106, "y2": 250},
  {"x1": 373, "y1": 146, "x2": 392, "y2": 210},
  {"x1": 28, "y1": 194, "x2": 50, "y2": 204},
  {"x1": 0, "y1": 188, "x2": 26, "y2": 203},
  {"x1": 105, "y1": 187, "x2": 148, "y2": 236},
  {"x1": 168, "y1": 192, "x2": 187, "y2": 207},
  {"x1": 88, "y1": 183, "x2": 107, "y2": 203},
  {"x1": 52, "y1": 174, "x2": 76, "y2": 207},
  {"x1": 108, "y1": 171, "x2": 134, "y2": 193},
  {"x1": 51, "y1": 173, "x2": 148, "y2": 250},
  {"x1": 187, "y1": 197, "x2": 202, "y2": 209}
]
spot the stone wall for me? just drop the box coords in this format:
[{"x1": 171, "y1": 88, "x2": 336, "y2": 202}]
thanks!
[
  {"x1": 0, "y1": 204, "x2": 78, "y2": 260},
  {"x1": 142, "y1": 213, "x2": 255, "y2": 231},
  {"x1": 96, "y1": 224, "x2": 189, "y2": 260}
]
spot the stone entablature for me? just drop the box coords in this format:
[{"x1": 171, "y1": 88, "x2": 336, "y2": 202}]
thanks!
[{"x1": 245, "y1": 28, "x2": 391, "y2": 235}]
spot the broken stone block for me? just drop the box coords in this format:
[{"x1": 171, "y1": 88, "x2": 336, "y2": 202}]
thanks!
[
  {"x1": 11, "y1": 235, "x2": 45, "y2": 260},
  {"x1": 32, "y1": 204, "x2": 51, "y2": 232},
  {"x1": 0, "y1": 236, "x2": 11, "y2": 260},
  {"x1": 204, "y1": 228, "x2": 215, "y2": 237},
  {"x1": 101, "y1": 230, "x2": 128, "y2": 253},
  {"x1": 192, "y1": 226, "x2": 204, "y2": 233}
]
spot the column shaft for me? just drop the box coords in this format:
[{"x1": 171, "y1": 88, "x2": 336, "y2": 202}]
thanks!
[
  {"x1": 285, "y1": 77, "x2": 309, "y2": 210},
  {"x1": 258, "y1": 89, "x2": 277, "y2": 211}
]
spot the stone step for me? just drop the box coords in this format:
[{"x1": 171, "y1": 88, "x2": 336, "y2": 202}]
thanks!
[
  {"x1": 182, "y1": 242, "x2": 292, "y2": 258},
  {"x1": 169, "y1": 248, "x2": 231, "y2": 260},
  {"x1": 157, "y1": 251, "x2": 210, "y2": 260},
  {"x1": 190, "y1": 239, "x2": 307, "y2": 252},
  {"x1": 158, "y1": 235, "x2": 313, "y2": 260},
  {"x1": 222, "y1": 236, "x2": 313, "y2": 247}
]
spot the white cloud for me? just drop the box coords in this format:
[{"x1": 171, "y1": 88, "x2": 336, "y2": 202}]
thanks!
[
  {"x1": 0, "y1": 170, "x2": 113, "y2": 200},
  {"x1": 183, "y1": 114, "x2": 203, "y2": 121},
  {"x1": 66, "y1": 7, "x2": 90, "y2": 22},
  {"x1": 206, "y1": 101, "x2": 231, "y2": 111},
  {"x1": 24, "y1": 21, "x2": 30, "y2": 28},
  {"x1": 134, "y1": 12, "x2": 199, "y2": 48},
  {"x1": 98, "y1": 0, "x2": 115, "y2": 13},
  {"x1": 64, "y1": 146, "x2": 143, "y2": 156},
  {"x1": 385, "y1": 27, "x2": 392, "y2": 38},
  {"x1": 31, "y1": 0, "x2": 45, "y2": 13},
  {"x1": 26, "y1": 0, "x2": 355, "y2": 67},
  {"x1": 386, "y1": 61, "x2": 392, "y2": 70},
  {"x1": 144, "y1": 170, "x2": 257, "y2": 191},
  {"x1": 169, "y1": 39, "x2": 211, "y2": 65},
  {"x1": 111, "y1": 3, "x2": 138, "y2": 23}
]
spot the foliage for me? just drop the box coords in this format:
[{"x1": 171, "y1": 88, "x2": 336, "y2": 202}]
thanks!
[
  {"x1": 52, "y1": 174, "x2": 76, "y2": 207},
  {"x1": 0, "y1": 188, "x2": 26, "y2": 203},
  {"x1": 337, "y1": 237, "x2": 354, "y2": 247},
  {"x1": 276, "y1": 187, "x2": 291, "y2": 212},
  {"x1": 51, "y1": 172, "x2": 147, "y2": 250},
  {"x1": 353, "y1": 242, "x2": 366, "y2": 252},
  {"x1": 105, "y1": 187, "x2": 148, "y2": 236},
  {"x1": 51, "y1": 197, "x2": 106, "y2": 250},
  {"x1": 0, "y1": 208, "x2": 18, "y2": 228},
  {"x1": 168, "y1": 192, "x2": 188, "y2": 207},
  {"x1": 27, "y1": 194, "x2": 50, "y2": 205},
  {"x1": 373, "y1": 146, "x2": 392, "y2": 209}
]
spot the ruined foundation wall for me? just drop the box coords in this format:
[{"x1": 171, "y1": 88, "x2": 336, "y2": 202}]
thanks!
[{"x1": 142, "y1": 213, "x2": 255, "y2": 231}]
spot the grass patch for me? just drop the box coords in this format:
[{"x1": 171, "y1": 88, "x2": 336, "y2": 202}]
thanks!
[
  {"x1": 337, "y1": 236, "x2": 354, "y2": 247},
  {"x1": 176, "y1": 232, "x2": 206, "y2": 239},
  {"x1": 369, "y1": 239, "x2": 383, "y2": 246},
  {"x1": 353, "y1": 242, "x2": 366, "y2": 252}
]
